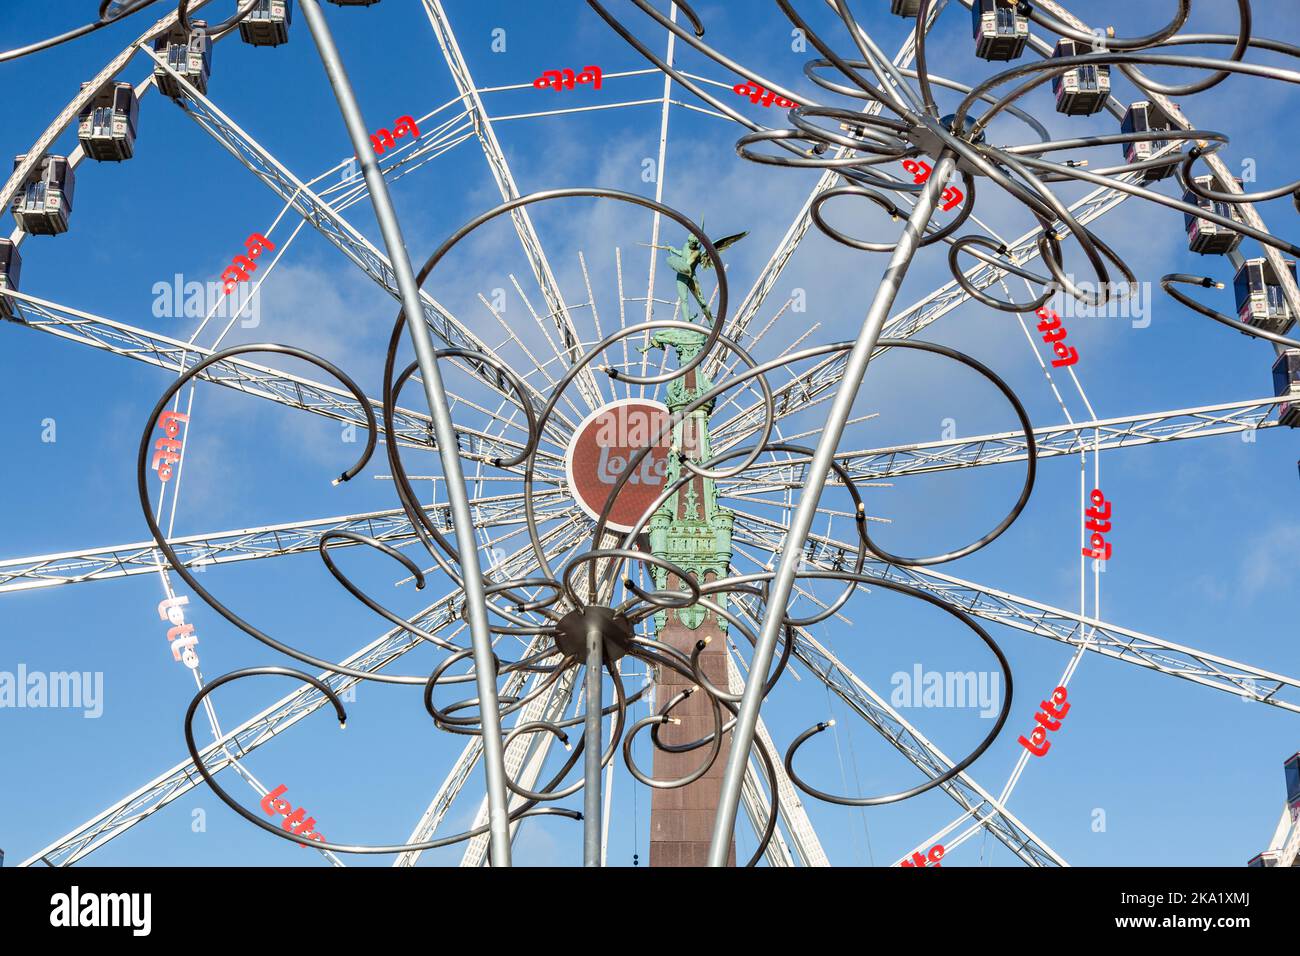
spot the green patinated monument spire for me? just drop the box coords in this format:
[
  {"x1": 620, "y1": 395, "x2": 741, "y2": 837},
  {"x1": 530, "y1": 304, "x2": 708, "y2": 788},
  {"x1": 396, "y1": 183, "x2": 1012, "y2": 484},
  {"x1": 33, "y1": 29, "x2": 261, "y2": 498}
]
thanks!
[
  {"x1": 645, "y1": 322, "x2": 735, "y2": 633},
  {"x1": 640, "y1": 230, "x2": 743, "y2": 634},
  {"x1": 643, "y1": 230, "x2": 743, "y2": 866}
]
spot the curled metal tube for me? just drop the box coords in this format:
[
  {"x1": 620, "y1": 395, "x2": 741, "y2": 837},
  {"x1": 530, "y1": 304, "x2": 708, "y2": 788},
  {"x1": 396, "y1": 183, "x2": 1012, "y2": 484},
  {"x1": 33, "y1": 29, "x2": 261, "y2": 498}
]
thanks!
[
  {"x1": 1108, "y1": 0, "x2": 1250, "y2": 98},
  {"x1": 135, "y1": 345, "x2": 455, "y2": 688},
  {"x1": 1161, "y1": 274, "x2": 1300, "y2": 351},
  {"x1": 947, "y1": 236, "x2": 1055, "y2": 314},
  {"x1": 0, "y1": 0, "x2": 163, "y2": 63},
  {"x1": 781, "y1": 572, "x2": 1014, "y2": 807},
  {"x1": 185, "y1": 668, "x2": 582, "y2": 854},
  {"x1": 810, "y1": 173, "x2": 976, "y2": 253},
  {"x1": 564, "y1": 548, "x2": 702, "y2": 611},
  {"x1": 177, "y1": 0, "x2": 260, "y2": 39},
  {"x1": 95, "y1": 0, "x2": 1297, "y2": 863},
  {"x1": 1027, "y1": 0, "x2": 1191, "y2": 52},
  {"x1": 624, "y1": 685, "x2": 723, "y2": 791},
  {"x1": 856, "y1": 340, "x2": 1037, "y2": 566},
  {"x1": 1179, "y1": 143, "x2": 1300, "y2": 206},
  {"x1": 957, "y1": 52, "x2": 1300, "y2": 138},
  {"x1": 318, "y1": 531, "x2": 463, "y2": 652},
  {"x1": 422, "y1": 646, "x2": 546, "y2": 733},
  {"x1": 786, "y1": 104, "x2": 914, "y2": 157},
  {"x1": 501, "y1": 658, "x2": 631, "y2": 802}
]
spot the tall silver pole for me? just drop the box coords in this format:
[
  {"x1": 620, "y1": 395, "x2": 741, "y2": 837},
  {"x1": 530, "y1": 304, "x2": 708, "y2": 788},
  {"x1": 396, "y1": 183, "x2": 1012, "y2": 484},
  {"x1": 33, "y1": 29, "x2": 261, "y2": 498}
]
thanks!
[
  {"x1": 706, "y1": 151, "x2": 960, "y2": 866},
  {"x1": 583, "y1": 631, "x2": 604, "y2": 866},
  {"x1": 299, "y1": 0, "x2": 513, "y2": 867}
]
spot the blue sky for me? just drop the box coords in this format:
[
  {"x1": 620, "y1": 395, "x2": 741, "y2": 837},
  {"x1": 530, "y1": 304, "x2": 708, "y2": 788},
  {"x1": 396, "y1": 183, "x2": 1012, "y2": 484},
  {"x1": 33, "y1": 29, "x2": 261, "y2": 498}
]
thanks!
[{"x1": 0, "y1": 0, "x2": 1297, "y2": 868}]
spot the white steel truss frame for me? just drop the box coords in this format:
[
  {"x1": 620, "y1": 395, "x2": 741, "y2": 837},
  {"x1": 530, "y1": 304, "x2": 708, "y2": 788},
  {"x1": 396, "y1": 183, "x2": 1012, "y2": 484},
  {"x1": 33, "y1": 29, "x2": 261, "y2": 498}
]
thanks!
[
  {"x1": 728, "y1": 596, "x2": 1066, "y2": 867},
  {"x1": 0, "y1": 289, "x2": 541, "y2": 463},
  {"x1": 2, "y1": 390, "x2": 1278, "y2": 593},
  {"x1": 5, "y1": 0, "x2": 1293, "y2": 870},
  {"x1": 724, "y1": 396, "x2": 1289, "y2": 489},
  {"x1": 139, "y1": 45, "x2": 552, "y2": 418},
  {"x1": 420, "y1": 0, "x2": 603, "y2": 411},
  {"x1": 731, "y1": 512, "x2": 1300, "y2": 713},
  {"x1": 16, "y1": 517, "x2": 590, "y2": 867},
  {"x1": 0, "y1": 492, "x2": 566, "y2": 593}
]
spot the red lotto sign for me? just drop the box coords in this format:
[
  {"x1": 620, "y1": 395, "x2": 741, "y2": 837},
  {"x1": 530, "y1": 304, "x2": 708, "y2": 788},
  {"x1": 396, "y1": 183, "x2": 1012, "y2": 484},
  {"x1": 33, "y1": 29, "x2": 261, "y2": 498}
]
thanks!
[{"x1": 565, "y1": 399, "x2": 672, "y2": 533}]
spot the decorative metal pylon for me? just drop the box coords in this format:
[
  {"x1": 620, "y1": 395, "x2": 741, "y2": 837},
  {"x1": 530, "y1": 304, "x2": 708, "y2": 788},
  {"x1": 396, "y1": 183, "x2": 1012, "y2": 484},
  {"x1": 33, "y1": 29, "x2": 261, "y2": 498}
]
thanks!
[{"x1": 646, "y1": 320, "x2": 737, "y2": 867}]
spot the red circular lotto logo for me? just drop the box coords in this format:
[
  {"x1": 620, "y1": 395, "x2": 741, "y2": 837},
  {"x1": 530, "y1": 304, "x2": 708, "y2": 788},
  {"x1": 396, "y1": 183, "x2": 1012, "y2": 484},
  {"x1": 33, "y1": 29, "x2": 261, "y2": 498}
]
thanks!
[{"x1": 564, "y1": 399, "x2": 672, "y2": 533}]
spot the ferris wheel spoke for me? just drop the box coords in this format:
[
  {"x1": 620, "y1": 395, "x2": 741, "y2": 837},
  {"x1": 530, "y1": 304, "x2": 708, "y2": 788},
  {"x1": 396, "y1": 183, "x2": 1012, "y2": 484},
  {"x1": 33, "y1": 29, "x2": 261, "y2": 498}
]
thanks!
[
  {"x1": 15, "y1": 517, "x2": 590, "y2": 869},
  {"x1": 0, "y1": 491, "x2": 570, "y2": 594},
  {"x1": 450, "y1": 650, "x2": 584, "y2": 867},
  {"x1": 0, "y1": 289, "x2": 538, "y2": 465},
  {"x1": 438, "y1": 370, "x2": 575, "y2": 456},
  {"x1": 0, "y1": 0, "x2": 209, "y2": 214},
  {"x1": 727, "y1": 395, "x2": 1288, "y2": 486},
  {"x1": 703, "y1": 0, "x2": 948, "y2": 377},
  {"x1": 729, "y1": 542, "x2": 854, "y2": 627},
  {"x1": 139, "y1": 51, "x2": 550, "y2": 418},
  {"x1": 315, "y1": 99, "x2": 478, "y2": 208},
  {"x1": 474, "y1": 284, "x2": 587, "y2": 435},
  {"x1": 710, "y1": 163, "x2": 1171, "y2": 451},
  {"x1": 709, "y1": 318, "x2": 827, "y2": 425},
  {"x1": 730, "y1": 509, "x2": 1300, "y2": 713},
  {"x1": 421, "y1": 0, "x2": 604, "y2": 411},
  {"x1": 502, "y1": 274, "x2": 602, "y2": 426},
  {"x1": 397, "y1": 675, "x2": 556, "y2": 867},
  {"x1": 418, "y1": 528, "x2": 625, "y2": 868},
  {"x1": 20, "y1": 598, "x2": 465, "y2": 869},
  {"x1": 726, "y1": 593, "x2": 1064, "y2": 867},
  {"x1": 633, "y1": 0, "x2": 682, "y2": 378},
  {"x1": 395, "y1": 619, "x2": 584, "y2": 868},
  {"x1": 711, "y1": 351, "x2": 846, "y2": 451}
]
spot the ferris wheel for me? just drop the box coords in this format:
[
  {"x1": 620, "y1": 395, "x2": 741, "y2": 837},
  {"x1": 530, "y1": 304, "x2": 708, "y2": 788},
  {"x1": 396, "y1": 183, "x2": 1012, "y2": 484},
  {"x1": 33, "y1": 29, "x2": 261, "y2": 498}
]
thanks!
[{"x1": 2, "y1": 0, "x2": 1299, "y2": 870}]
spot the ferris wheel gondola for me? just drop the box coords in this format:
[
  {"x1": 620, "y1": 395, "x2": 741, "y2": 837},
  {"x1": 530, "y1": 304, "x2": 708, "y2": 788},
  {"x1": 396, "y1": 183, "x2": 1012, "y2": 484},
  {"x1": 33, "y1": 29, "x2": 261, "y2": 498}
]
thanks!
[
  {"x1": 238, "y1": 0, "x2": 293, "y2": 47},
  {"x1": 971, "y1": 0, "x2": 1029, "y2": 62},
  {"x1": 1184, "y1": 175, "x2": 1245, "y2": 256},
  {"x1": 77, "y1": 80, "x2": 140, "y2": 161},
  {"x1": 1050, "y1": 38, "x2": 1110, "y2": 116},
  {"x1": 1235, "y1": 257, "x2": 1299, "y2": 334},
  {"x1": 10, "y1": 153, "x2": 74, "y2": 235},
  {"x1": 152, "y1": 17, "x2": 211, "y2": 98}
]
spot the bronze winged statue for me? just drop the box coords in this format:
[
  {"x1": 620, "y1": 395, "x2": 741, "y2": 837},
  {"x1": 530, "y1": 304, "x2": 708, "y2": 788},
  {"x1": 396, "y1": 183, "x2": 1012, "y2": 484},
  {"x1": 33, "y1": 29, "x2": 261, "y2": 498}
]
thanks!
[{"x1": 644, "y1": 229, "x2": 749, "y2": 324}]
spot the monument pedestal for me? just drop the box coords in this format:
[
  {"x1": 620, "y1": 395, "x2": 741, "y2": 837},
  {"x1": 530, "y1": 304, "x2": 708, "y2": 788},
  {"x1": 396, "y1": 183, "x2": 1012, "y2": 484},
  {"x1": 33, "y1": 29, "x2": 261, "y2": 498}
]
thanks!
[{"x1": 649, "y1": 614, "x2": 735, "y2": 867}]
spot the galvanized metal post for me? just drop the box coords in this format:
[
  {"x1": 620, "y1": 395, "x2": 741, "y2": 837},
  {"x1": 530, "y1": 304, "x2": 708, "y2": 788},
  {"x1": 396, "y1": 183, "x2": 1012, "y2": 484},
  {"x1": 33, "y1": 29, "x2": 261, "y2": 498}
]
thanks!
[
  {"x1": 298, "y1": 0, "x2": 513, "y2": 868},
  {"x1": 583, "y1": 628, "x2": 604, "y2": 866},
  {"x1": 707, "y1": 150, "x2": 960, "y2": 866}
]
